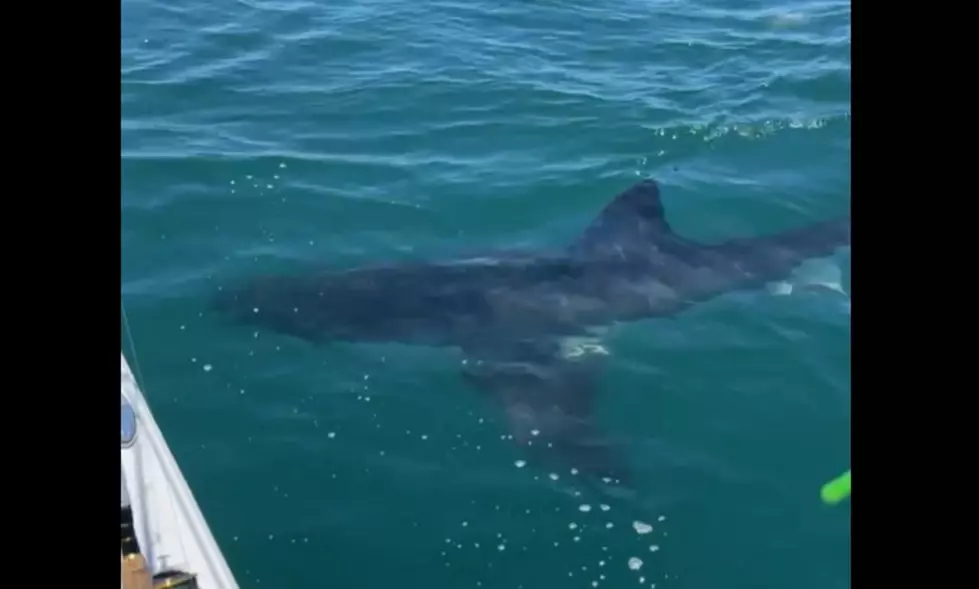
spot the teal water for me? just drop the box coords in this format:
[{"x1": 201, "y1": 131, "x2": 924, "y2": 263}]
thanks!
[{"x1": 121, "y1": 1, "x2": 850, "y2": 588}]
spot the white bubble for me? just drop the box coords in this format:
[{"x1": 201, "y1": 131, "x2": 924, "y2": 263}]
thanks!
[
  {"x1": 633, "y1": 521, "x2": 653, "y2": 535},
  {"x1": 327, "y1": 432, "x2": 336, "y2": 439},
  {"x1": 600, "y1": 504, "x2": 610, "y2": 512},
  {"x1": 649, "y1": 545, "x2": 660, "y2": 552},
  {"x1": 549, "y1": 473, "x2": 560, "y2": 481},
  {"x1": 515, "y1": 460, "x2": 527, "y2": 468},
  {"x1": 628, "y1": 557, "x2": 643, "y2": 571},
  {"x1": 579, "y1": 504, "x2": 592, "y2": 513}
]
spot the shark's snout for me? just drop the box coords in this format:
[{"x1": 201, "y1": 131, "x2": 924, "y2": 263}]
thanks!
[
  {"x1": 211, "y1": 282, "x2": 280, "y2": 330},
  {"x1": 212, "y1": 288, "x2": 235, "y2": 313},
  {"x1": 212, "y1": 287, "x2": 250, "y2": 321}
]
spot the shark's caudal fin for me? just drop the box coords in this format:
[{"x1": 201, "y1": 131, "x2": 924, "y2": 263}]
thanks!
[{"x1": 570, "y1": 179, "x2": 681, "y2": 256}]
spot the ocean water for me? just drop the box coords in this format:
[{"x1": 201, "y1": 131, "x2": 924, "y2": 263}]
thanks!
[{"x1": 121, "y1": 1, "x2": 850, "y2": 588}]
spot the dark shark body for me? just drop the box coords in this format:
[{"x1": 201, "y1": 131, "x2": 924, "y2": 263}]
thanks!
[{"x1": 215, "y1": 180, "x2": 849, "y2": 485}]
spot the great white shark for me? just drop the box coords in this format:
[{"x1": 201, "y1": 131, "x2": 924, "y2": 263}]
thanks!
[{"x1": 214, "y1": 179, "x2": 849, "y2": 486}]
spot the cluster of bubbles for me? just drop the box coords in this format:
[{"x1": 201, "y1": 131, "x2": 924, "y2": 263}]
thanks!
[{"x1": 433, "y1": 492, "x2": 670, "y2": 588}]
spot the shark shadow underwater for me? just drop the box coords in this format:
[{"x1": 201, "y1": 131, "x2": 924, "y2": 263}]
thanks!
[{"x1": 214, "y1": 179, "x2": 850, "y2": 489}]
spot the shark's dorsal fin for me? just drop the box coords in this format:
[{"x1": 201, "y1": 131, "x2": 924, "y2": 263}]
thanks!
[{"x1": 570, "y1": 179, "x2": 677, "y2": 256}]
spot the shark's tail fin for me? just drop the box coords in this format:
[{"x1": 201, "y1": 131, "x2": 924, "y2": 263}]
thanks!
[
  {"x1": 570, "y1": 179, "x2": 683, "y2": 257},
  {"x1": 716, "y1": 214, "x2": 850, "y2": 284},
  {"x1": 771, "y1": 215, "x2": 850, "y2": 258},
  {"x1": 735, "y1": 214, "x2": 849, "y2": 263}
]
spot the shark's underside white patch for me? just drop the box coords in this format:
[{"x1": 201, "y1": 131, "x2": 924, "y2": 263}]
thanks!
[
  {"x1": 767, "y1": 257, "x2": 848, "y2": 297},
  {"x1": 557, "y1": 335, "x2": 610, "y2": 359}
]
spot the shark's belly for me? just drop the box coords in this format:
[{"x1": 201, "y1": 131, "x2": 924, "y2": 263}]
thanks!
[{"x1": 483, "y1": 288, "x2": 612, "y2": 335}]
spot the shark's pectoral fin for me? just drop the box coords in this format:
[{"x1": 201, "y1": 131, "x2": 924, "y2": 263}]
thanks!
[{"x1": 460, "y1": 338, "x2": 630, "y2": 485}]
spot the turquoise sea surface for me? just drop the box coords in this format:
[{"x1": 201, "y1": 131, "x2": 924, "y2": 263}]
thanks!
[{"x1": 122, "y1": 1, "x2": 850, "y2": 588}]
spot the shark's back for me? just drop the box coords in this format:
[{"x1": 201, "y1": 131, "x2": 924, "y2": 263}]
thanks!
[
  {"x1": 216, "y1": 178, "x2": 849, "y2": 345},
  {"x1": 216, "y1": 180, "x2": 707, "y2": 345},
  {"x1": 214, "y1": 178, "x2": 850, "y2": 487}
]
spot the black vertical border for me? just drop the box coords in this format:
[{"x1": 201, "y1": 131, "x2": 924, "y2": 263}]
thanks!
[
  {"x1": 852, "y1": 2, "x2": 955, "y2": 586},
  {"x1": 14, "y1": 0, "x2": 121, "y2": 584}
]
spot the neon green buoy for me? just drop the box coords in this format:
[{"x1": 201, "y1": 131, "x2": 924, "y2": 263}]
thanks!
[{"x1": 820, "y1": 469, "x2": 850, "y2": 505}]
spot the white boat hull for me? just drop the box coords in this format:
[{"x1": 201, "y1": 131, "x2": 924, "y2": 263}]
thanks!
[{"x1": 121, "y1": 353, "x2": 240, "y2": 589}]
